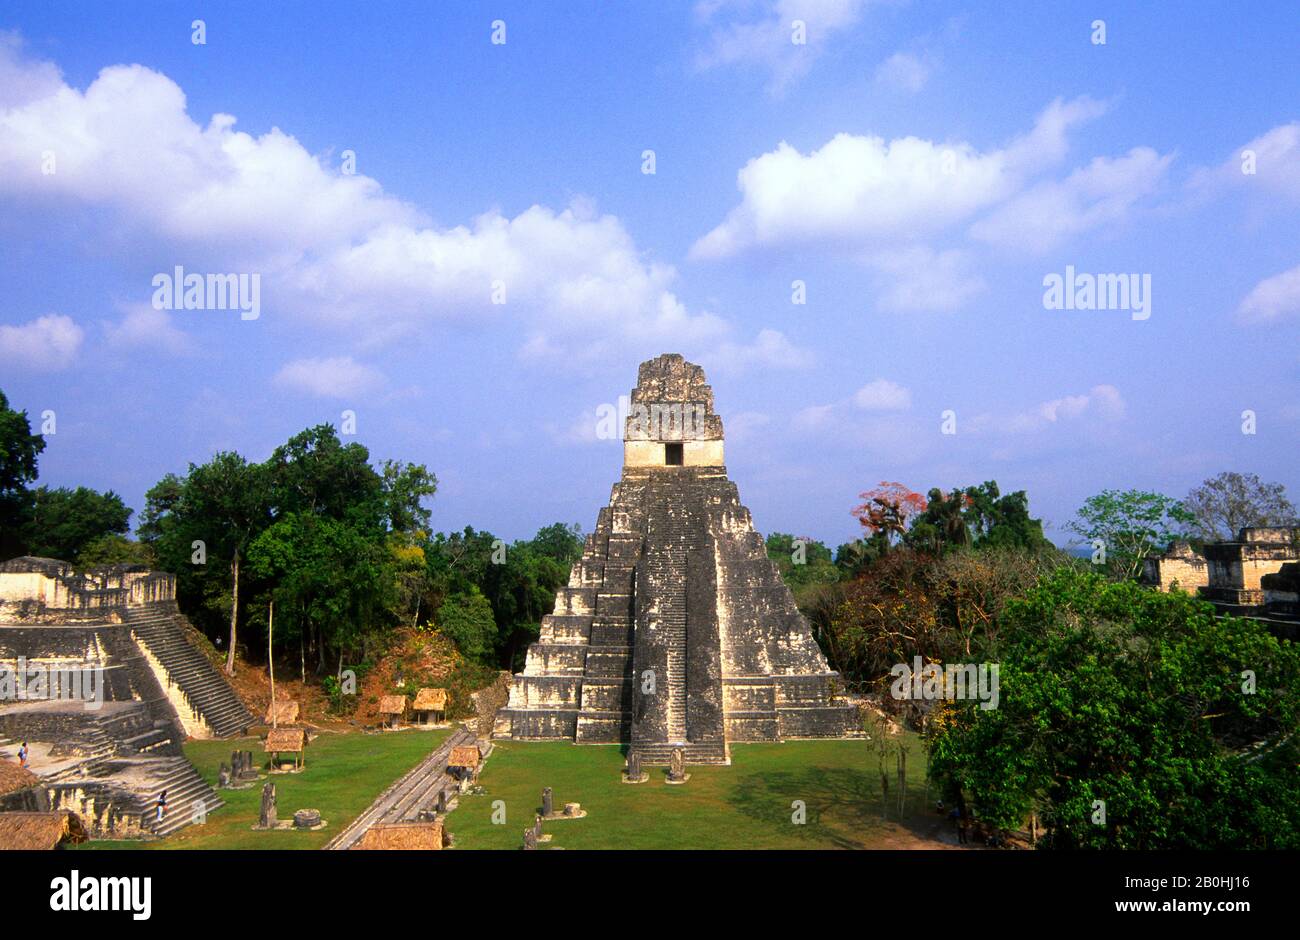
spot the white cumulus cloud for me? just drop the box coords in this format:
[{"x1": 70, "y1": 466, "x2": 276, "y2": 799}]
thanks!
[
  {"x1": 1237, "y1": 263, "x2": 1300, "y2": 323},
  {"x1": 273, "y1": 356, "x2": 385, "y2": 399},
  {"x1": 691, "y1": 96, "x2": 1108, "y2": 259},
  {"x1": 1003, "y1": 384, "x2": 1126, "y2": 433},
  {"x1": 0, "y1": 314, "x2": 84, "y2": 370},
  {"x1": 0, "y1": 39, "x2": 743, "y2": 363},
  {"x1": 853, "y1": 378, "x2": 912, "y2": 411},
  {"x1": 1190, "y1": 122, "x2": 1300, "y2": 204}
]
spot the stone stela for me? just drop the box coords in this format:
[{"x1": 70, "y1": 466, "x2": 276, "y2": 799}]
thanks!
[
  {"x1": 623, "y1": 750, "x2": 647, "y2": 784},
  {"x1": 494, "y1": 354, "x2": 857, "y2": 768},
  {"x1": 258, "y1": 782, "x2": 276, "y2": 829}
]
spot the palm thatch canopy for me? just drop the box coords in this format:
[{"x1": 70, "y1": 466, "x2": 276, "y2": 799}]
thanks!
[
  {"x1": 264, "y1": 700, "x2": 299, "y2": 724},
  {"x1": 353, "y1": 820, "x2": 444, "y2": 850},
  {"x1": 264, "y1": 728, "x2": 306, "y2": 753},
  {"x1": 0, "y1": 761, "x2": 39, "y2": 796},
  {"x1": 0, "y1": 811, "x2": 86, "y2": 850},
  {"x1": 378, "y1": 695, "x2": 407, "y2": 716},
  {"x1": 447, "y1": 745, "x2": 480, "y2": 770},
  {"x1": 412, "y1": 688, "x2": 447, "y2": 712}
]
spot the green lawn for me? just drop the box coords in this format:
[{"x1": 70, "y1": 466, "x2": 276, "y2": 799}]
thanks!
[
  {"x1": 77, "y1": 730, "x2": 950, "y2": 850},
  {"x1": 78, "y1": 728, "x2": 451, "y2": 850},
  {"x1": 450, "y1": 736, "x2": 947, "y2": 850}
]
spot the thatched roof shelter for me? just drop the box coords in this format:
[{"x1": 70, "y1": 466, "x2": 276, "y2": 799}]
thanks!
[
  {"x1": 0, "y1": 762, "x2": 39, "y2": 796},
  {"x1": 264, "y1": 700, "x2": 299, "y2": 725},
  {"x1": 353, "y1": 819, "x2": 444, "y2": 850},
  {"x1": 412, "y1": 688, "x2": 447, "y2": 712},
  {"x1": 448, "y1": 745, "x2": 480, "y2": 770},
  {"x1": 0, "y1": 811, "x2": 86, "y2": 850},
  {"x1": 264, "y1": 728, "x2": 306, "y2": 753},
  {"x1": 378, "y1": 695, "x2": 407, "y2": 716}
]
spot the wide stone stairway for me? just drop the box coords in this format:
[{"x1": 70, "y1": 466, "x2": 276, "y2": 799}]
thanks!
[
  {"x1": 124, "y1": 603, "x2": 252, "y2": 738},
  {"x1": 135, "y1": 755, "x2": 224, "y2": 838}
]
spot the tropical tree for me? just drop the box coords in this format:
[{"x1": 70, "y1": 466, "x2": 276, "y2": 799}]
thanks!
[
  {"x1": 248, "y1": 511, "x2": 393, "y2": 677},
  {"x1": 140, "y1": 452, "x2": 272, "y2": 674},
  {"x1": 852, "y1": 482, "x2": 927, "y2": 551},
  {"x1": 76, "y1": 534, "x2": 155, "y2": 567},
  {"x1": 23, "y1": 486, "x2": 132, "y2": 562},
  {"x1": 1065, "y1": 488, "x2": 1193, "y2": 580},
  {"x1": 529, "y1": 522, "x2": 585, "y2": 566},
  {"x1": 766, "y1": 533, "x2": 839, "y2": 588},
  {"x1": 0, "y1": 389, "x2": 45, "y2": 558},
  {"x1": 1183, "y1": 471, "x2": 1297, "y2": 542},
  {"x1": 929, "y1": 567, "x2": 1300, "y2": 848},
  {"x1": 436, "y1": 588, "x2": 498, "y2": 664},
  {"x1": 962, "y1": 481, "x2": 1051, "y2": 551},
  {"x1": 907, "y1": 487, "x2": 972, "y2": 553}
]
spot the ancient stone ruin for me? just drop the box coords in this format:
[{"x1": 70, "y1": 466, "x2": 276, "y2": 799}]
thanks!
[
  {"x1": 494, "y1": 354, "x2": 856, "y2": 766},
  {"x1": 258, "y1": 782, "x2": 277, "y2": 829},
  {"x1": 1142, "y1": 541, "x2": 1210, "y2": 594},
  {"x1": 0, "y1": 556, "x2": 253, "y2": 838},
  {"x1": 1144, "y1": 527, "x2": 1300, "y2": 635},
  {"x1": 1200, "y1": 527, "x2": 1300, "y2": 614}
]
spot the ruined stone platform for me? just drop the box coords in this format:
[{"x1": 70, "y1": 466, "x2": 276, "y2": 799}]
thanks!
[{"x1": 0, "y1": 557, "x2": 251, "y2": 838}]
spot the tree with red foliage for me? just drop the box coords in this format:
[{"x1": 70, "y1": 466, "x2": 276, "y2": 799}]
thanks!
[{"x1": 852, "y1": 482, "x2": 927, "y2": 545}]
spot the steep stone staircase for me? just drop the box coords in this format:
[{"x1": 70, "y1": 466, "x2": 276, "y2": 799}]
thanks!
[
  {"x1": 634, "y1": 473, "x2": 729, "y2": 765},
  {"x1": 646, "y1": 482, "x2": 693, "y2": 742},
  {"x1": 124, "y1": 604, "x2": 252, "y2": 738},
  {"x1": 132, "y1": 756, "x2": 225, "y2": 838}
]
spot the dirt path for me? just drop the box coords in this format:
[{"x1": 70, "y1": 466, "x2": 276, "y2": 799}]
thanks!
[{"x1": 871, "y1": 815, "x2": 973, "y2": 850}]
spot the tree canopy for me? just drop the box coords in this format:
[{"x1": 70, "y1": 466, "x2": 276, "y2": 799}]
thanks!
[
  {"x1": 929, "y1": 567, "x2": 1300, "y2": 848},
  {"x1": 1, "y1": 389, "x2": 142, "y2": 562},
  {"x1": 0, "y1": 390, "x2": 45, "y2": 557},
  {"x1": 1066, "y1": 488, "x2": 1193, "y2": 581},
  {"x1": 1183, "y1": 471, "x2": 1297, "y2": 542},
  {"x1": 24, "y1": 486, "x2": 132, "y2": 562}
]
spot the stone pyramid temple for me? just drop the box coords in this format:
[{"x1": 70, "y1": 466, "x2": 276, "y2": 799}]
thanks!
[{"x1": 494, "y1": 354, "x2": 856, "y2": 764}]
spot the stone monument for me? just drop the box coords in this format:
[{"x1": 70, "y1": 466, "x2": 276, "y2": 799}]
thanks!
[
  {"x1": 623, "y1": 750, "x2": 646, "y2": 784},
  {"x1": 259, "y1": 782, "x2": 277, "y2": 829},
  {"x1": 666, "y1": 746, "x2": 689, "y2": 784},
  {"x1": 495, "y1": 355, "x2": 856, "y2": 768}
]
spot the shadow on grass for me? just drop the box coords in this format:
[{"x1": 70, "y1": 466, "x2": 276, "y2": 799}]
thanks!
[{"x1": 727, "y1": 766, "x2": 931, "y2": 849}]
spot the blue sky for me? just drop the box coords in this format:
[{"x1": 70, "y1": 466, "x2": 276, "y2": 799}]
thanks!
[{"x1": 1, "y1": 1, "x2": 1298, "y2": 549}]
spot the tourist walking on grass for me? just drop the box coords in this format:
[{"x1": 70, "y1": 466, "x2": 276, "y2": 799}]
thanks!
[{"x1": 156, "y1": 790, "x2": 167, "y2": 823}]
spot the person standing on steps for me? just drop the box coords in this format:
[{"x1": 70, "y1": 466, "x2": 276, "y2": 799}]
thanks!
[
  {"x1": 156, "y1": 790, "x2": 168, "y2": 824},
  {"x1": 17, "y1": 741, "x2": 28, "y2": 769}
]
